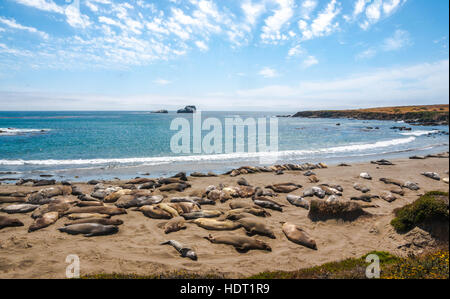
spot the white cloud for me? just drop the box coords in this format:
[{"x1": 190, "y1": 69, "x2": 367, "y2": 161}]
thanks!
[
  {"x1": 195, "y1": 40, "x2": 209, "y2": 51},
  {"x1": 154, "y1": 79, "x2": 172, "y2": 85},
  {"x1": 236, "y1": 60, "x2": 449, "y2": 108},
  {"x1": 353, "y1": 0, "x2": 370, "y2": 17},
  {"x1": 300, "y1": 0, "x2": 341, "y2": 41},
  {"x1": 382, "y1": 29, "x2": 411, "y2": 51},
  {"x1": 259, "y1": 67, "x2": 278, "y2": 78},
  {"x1": 14, "y1": 0, "x2": 64, "y2": 13},
  {"x1": 366, "y1": 0, "x2": 382, "y2": 22},
  {"x1": 300, "y1": 0, "x2": 318, "y2": 20},
  {"x1": 65, "y1": 5, "x2": 91, "y2": 29},
  {"x1": 288, "y1": 45, "x2": 304, "y2": 57},
  {"x1": 0, "y1": 17, "x2": 49, "y2": 39},
  {"x1": 241, "y1": 0, "x2": 266, "y2": 26},
  {"x1": 261, "y1": 0, "x2": 295, "y2": 43},
  {"x1": 302, "y1": 55, "x2": 319, "y2": 68},
  {"x1": 356, "y1": 48, "x2": 377, "y2": 60},
  {"x1": 383, "y1": 0, "x2": 402, "y2": 15}
]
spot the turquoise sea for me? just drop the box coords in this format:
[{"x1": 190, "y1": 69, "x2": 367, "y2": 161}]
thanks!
[{"x1": 0, "y1": 111, "x2": 448, "y2": 181}]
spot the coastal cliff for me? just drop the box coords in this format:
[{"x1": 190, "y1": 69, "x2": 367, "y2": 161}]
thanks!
[{"x1": 291, "y1": 105, "x2": 449, "y2": 126}]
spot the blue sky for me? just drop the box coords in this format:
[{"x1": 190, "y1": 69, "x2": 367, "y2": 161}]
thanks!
[{"x1": 0, "y1": 0, "x2": 448, "y2": 111}]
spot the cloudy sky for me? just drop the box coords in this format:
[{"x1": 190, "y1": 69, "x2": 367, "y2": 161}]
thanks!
[{"x1": 0, "y1": 0, "x2": 448, "y2": 111}]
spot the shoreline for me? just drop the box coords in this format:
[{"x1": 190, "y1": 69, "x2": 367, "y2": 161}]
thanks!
[{"x1": 0, "y1": 156, "x2": 448, "y2": 278}]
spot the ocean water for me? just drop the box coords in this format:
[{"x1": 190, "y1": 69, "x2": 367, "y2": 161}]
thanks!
[{"x1": 0, "y1": 111, "x2": 448, "y2": 181}]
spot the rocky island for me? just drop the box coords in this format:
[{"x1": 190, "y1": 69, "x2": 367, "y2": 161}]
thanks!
[
  {"x1": 177, "y1": 105, "x2": 197, "y2": 113},
  {"x1": 290, "y1": 104, "x2": 449, "y2": 126}
]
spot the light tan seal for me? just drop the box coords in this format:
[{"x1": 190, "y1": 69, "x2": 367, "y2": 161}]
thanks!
[
  {"x1": 29, "y1": 212, "x2": 59, "y2": 232},
  {"x1": 66, "y1": 213, "x2": 111, "y2": 220},
  {"x1": 282, "y1": 222, "x2": 317, "y2": 250},
  {"x1": 237, "y1": 217, "x2": 276, "y2": 239},
  {"x1": 204, "y1": 234, "x2": 272, "y2": 252},
  {"x1": 161, "y1": 217, "x2": 187, "y2": 234},
  {"x1": 191, "y1": 218, "x2": 241, "y2": 231},
  {"x1": 138, "y1": 205, "x2": 172, "y2": 219},
  {"x1": 65, "y1": 218, "x2": 124, "y2": 226}
]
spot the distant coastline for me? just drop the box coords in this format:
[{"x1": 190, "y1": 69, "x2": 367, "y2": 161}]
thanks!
[{"x1": 289, "y1": 104, "x2": 449, "y2": 126}]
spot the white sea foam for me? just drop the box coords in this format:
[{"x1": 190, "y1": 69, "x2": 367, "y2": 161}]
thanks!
[
  {"x1": 0, "y1": 128, "x2": 51, "y2": 136},
  {"x1": 0, "y1": 137, "x2": 417, "y2": 166},
  {"x1": 400, "y1": 130, "x2": 441, "y2": 137}
]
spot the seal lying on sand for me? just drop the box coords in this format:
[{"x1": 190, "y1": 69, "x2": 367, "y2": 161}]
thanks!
[
  {"x1": 379, "y1": 178, "x2": 403, "y2": 187},
  {"x1": 159, "y1": 183, "x2": 190, "y2": 192},
  {"x1": 286, "y1": 195, "x2": 309, "y2": 209},
  {"x1": 2, "y1": 204, "x2": 39, "y2": 214},
  {"x1": 0, "y1": 215, "x2": 24, "y2": 230},
  {"x1": 64, "y1": 218, "x2": 124, "y2": 226},
  {"x1": 224, "y1": 207, "x2": 271, "y2": 219},
  {"x1": 265, "y1": 183, "x2": 302, "y2": 193},
  {"x1": 0, "y1": 196, "x2": 27, "y2": 204},
  {"x1": 360, "y1": 173, "x2": 372, "y2": 180},
  {"x1": 282, "y1": 222, "x2": 317, "y2": 250},
  {"x1": 115, "y1": 195, "x2": 164, "y2": 209},
  {"x1": 421, "y1": 172, "x2": 440, "y2": 181},
  {"x1": 161, "y1": 240, "x2": 197, "y2": 261},
  {"x1": 162, "y1": 217, "x2": 187, "y2": 234},
  {"x1": 381, "y1": 191, "x2": 397, "y2": 203},
  {"x1": 237, "y1": 217, "x2": 276, "y2": 238},
  {"x1": 303, "y1": 187, "x2": 326, "y2": 199},
  {"x1": 353, "y1": 183, "x2": 370, "y2": 193},
  {"x1": 29, "y1": 212, "x2": 59, "y2": 232},
  {"x1": 350, "y1": 194, "x2": 379, "y2": 203},
  {"x1": 66, "y1": 213, "x2": 111, "y2": 220},
  {"x1": 31, "y1": 202, "x2": 72, "y2": 219},
  {"x1": 181, "y1": 210, "x2": 223, "y2": 220},
  {"x1": 138, "y1": 205, "x2": 172, "y2": 219},
  {"x1": 403, "y1": 181, "x2": 420, "y2": 191},
  {"x1": 204, "y1": 234, "x2": 272, "y2": 252},
  {"x1": 191, "y1": 218, "x2": 241, "y2": 231},
  {"x1": 58, "y1": 223, "x2": 119, "y2": 237},
  {"x1": 65, "y1": 206, "x2": 127, "y2": 216},
  {"x1": 253, "y1": 196, "x2": 284, "y2": 211}
]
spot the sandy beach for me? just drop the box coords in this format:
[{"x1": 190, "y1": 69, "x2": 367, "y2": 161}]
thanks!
[{"x1": 0, "y1": 157, "x2": 448, "y2": 279}]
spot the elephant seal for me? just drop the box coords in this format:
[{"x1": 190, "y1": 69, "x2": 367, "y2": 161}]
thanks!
[
  {"x1": 282, "y1": 222, "x2": 317, "y2": 250},
  {"x1": 115, "y1": 195, "x2": 164, "y2": 209},
  {"x1": 443, "y1": 178, "x2": 449, "y2": 184},
  {"x1": 170, "y1": 202, "x2": 201, "y2": 214},
  {"x1": 390, "y1": 187, "x2": 405, "y2": 196},
  {"x1": 360, "y1": 172, "x2": 372, "y2": 180},
  {"x1": 76, "y1": 201, "x2": 104, "y2": 207},
  {"x1": 381, "y1": 191, "x2": 397, "y2": 203},
  {"x1": 191, "y1": 218, "x2": 241, "y2": 231},
  {"x1": 127, "y1": 178, "x2": 156, "y2": 185},
  {"x1": 303, "y1": 187, "x2": 326, "y2": 199},
  {"x1": 350, "y1": 194, "x2": 379, "y2": 203},
  {"x1": 104, "y1": 189, "x2": 133, "y2": 203},
  {"x1": 156, "y1": 203, "x2": 180, "y2": 218},
  {"x1": 379, "y1": 178, "x2": 403, "y2": 187},
  {"x1": 223, "y1": 212, "x2": 258, "y2": 221},
  {"x1": 163, "y1": 217, "x2": 187, "y2": 234},
  {"x1": 403, "y1": 181, "x2": 420, "y2": 191},
  {"x1": 421, "y1": 172, "x2": 440, "y2": 181},
  {"x1": 237, "y1": 177, "x2": 250, "y2": 186},
  {"x1": 2, "y1": 204, "x2": 39, "y2": 214},
  {"x1": 0, "y1": 215, "x2": 24, "y2": 230},
  {"x1": 32, "y1": 202, "x2": 72, "y2": 219},
  {"x1": 65, "y1": 206, "x2": 127, "y2": 216},
  {"x1": 353, "y1": 183, "x2": 370, "y2": 193},
  {"x1": 254, "y1": 187, "x2": 277, "y2": 197},
  {"x1": 65, "y1": 218, "x2": 124, "y2": 226},
  {"x1": 265, "y1": 183, "x2": 301, "y2": 193},
  {"x1": 229, "y1": 201, "x2": 259, "y2": 210},
  {"x1": 0, "y1": 191, "x2": 28, "y2": 197},
  {"x1": 204, "y1": 234, "x2": 272, "y2": 252},
  {"x1": 181, "y1": 210, "x2": 223, "y2": 220},
  {"x1": 58, "y1": 223, "x2": 119, "y2": 237},
  {"x1": 253, "y1": 197, "x2": 283, "y2": 211},
  {"x1": 171, "y1": 197, "x2": 215, "y2": 206},
  {"x1": 225, "y1": 207, "x2": 271, "y2": 218},
  {"x1": 161, "y1": 240, "x2": 197, "y2": 261},
  {"x1": 319, "y1": 185, "x2": 342, "y2": 196},
  {"x1": 235, "y1": 186, "x2": 256, "y2": 198},
  {"x1": 286, "y1": 195, "x2": 309, "y2": 209},
  {"x1": 159, "y1": 183, "x2": 190, "y2": 192},
  {"x1": 29, "y1": 212, "x2": 59, "y2": 232},
  {"x1": 67, "y1": 213, "x2": 111, "y2": 220},
  {"x1": 308, "y1": 175, "x2": 320, "y2": 183},
  {"x1": 237, "y1": 217, "x2": 275, "y2": 239},
  {"x1": 0, "y1": 196, "x2": 27, "y2": 203},
  {"x1": 138, "y1": 205, "x2": 172, "y2": 219}
]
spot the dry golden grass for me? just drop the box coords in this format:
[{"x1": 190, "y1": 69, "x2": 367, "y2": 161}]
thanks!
[{"x1": 350, "y1": 104, "x2": 449, "y2": 114}]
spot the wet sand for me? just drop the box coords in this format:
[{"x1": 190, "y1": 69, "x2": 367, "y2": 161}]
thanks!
[{"x1": 0, "y1": 157, "x2": 448, "y2": 278}]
